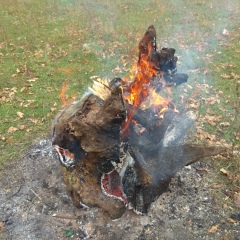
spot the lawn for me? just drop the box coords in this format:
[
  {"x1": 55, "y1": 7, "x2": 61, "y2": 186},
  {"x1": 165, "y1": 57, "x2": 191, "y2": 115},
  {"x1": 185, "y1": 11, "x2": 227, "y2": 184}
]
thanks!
[{"x1": 0, "y1": 0, "x2": 239, "y2": 207}]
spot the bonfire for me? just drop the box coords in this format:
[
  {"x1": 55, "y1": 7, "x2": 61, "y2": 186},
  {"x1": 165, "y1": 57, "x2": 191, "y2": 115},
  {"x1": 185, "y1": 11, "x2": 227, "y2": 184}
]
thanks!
[{"x1": 52, "y1": 26, "x2": 225, "y2": 219}]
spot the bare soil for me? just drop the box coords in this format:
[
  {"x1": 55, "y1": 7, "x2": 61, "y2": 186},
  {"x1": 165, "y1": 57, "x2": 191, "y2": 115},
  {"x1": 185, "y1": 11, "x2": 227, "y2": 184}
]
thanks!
[{"x1": 0, "y1": 139, "x2": 239, "y2": 240}]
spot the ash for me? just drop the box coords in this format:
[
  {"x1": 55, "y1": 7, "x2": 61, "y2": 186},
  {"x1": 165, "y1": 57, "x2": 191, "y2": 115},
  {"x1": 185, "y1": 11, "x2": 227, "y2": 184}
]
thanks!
[{"x1": 0, "y1": 139, "x2": 239, "y2": 239}]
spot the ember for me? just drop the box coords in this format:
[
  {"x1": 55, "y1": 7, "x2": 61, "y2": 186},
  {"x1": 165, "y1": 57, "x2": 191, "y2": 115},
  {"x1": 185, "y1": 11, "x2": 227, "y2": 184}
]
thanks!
[{"x1": 52, "y1": 25, "x2": 225, "y2": 219}]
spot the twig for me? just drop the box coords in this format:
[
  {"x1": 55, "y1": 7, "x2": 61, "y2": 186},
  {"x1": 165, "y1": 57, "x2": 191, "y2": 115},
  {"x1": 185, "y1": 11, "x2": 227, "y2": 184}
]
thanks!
[
  {"x1": 30, "y1": 189, "x2": 42, "y2": 201},
  {"x1": 92, "y1": 78, "x2": 112, "y2": 91},
  {"x1": 52, "y1": 213, "x2": 77, "y2": 220}
]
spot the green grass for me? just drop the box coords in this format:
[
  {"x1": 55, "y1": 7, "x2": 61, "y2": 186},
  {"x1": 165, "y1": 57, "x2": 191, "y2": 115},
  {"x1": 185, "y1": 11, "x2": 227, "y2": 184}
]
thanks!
[{"x1": 0, "y1": 0, "x2": 239, "y2": 206}]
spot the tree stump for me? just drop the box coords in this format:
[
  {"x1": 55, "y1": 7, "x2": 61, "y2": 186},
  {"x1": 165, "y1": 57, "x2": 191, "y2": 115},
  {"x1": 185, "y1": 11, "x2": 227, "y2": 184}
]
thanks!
[{"x1": 52, "y1": 26, "x2": 226, "y2": 219}]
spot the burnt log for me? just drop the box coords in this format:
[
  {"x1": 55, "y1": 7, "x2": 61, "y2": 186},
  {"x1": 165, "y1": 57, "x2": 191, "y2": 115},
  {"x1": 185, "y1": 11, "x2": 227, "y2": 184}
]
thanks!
[
  {"x1": 52, "y1": 87, "x2": 127, "y2": 219},
  {"x1": 52, "y1": 25, "x2": 226, "y2": 219},
  {"x1": 126, "y1": 109, "x2": 225, "y2": 213},
  {"x1": 138, "y1": 25, "x2": 188, "y2": 87},
  {"x1": 52, "y1": 88, "x2": 226, "y2": 217}
]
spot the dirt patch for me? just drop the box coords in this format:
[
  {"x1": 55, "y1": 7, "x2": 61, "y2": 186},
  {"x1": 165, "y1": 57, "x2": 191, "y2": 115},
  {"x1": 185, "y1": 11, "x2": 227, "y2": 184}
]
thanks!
[{"x1": 0, "y1": 139, "x2": 239, "y2": 239}]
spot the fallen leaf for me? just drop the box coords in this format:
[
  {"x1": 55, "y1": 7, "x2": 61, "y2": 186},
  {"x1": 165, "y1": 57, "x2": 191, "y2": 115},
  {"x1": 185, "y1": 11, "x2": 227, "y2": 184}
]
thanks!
[
  {"x1": 0, "y1": 221, "x2": 4, "y2": 230},
  {"x1": 189, "y1": 102, "x2": 200, "y2": 109},
  {"x1": 208, "y1": 224, "x2": 219, "y2": 233},
  {"x1": 233, "y1": 173, "x2": 240, "y2": 185},
  {"x1": 220, "y1": 168, "x2": 233, "y2": 180},
  {"x1": 233, "y1": 193, "x2": 240, "y2": 207},
  {"x1": 205, "y1": 97, "x2": 220, "y2": 105},
  {"x1": 29, "y1": 118, "x2": 42, "y2": 125},
  {"x1": 221, "y1": 73, "x2": 231, "y2": 79},
  {"x1": 7, "y1": 126, "x2": 18, "y2": 133},
  {"x1": 90, "y1": 75, "x2": 100, "y2": 79},
  {"x1": 219, "y1": 122, "x2": 230, "y2": 127},
  {"x1": 18, "y1": 125, "x2": 25, "y2": 130},
  {"x1": 47, "y1": 87, "x2": 53, "y2": 92},
  {"x1": 196, "y1": 168, "x2": 209, "y2": 173},
  {"x1": 56, "y1": 68, "x2": 72, "y2": 74},
  {"x1": 112, "y1": 65, "x2": 122, "y2": 73},
  {"x1": 17, "y1": 111, "x2": 24, "y2": 118},
  {"x1": 20, "y1": 87, "x2": 27, "y2": 92},
  {"x1": 27, "y1": 78, "x2": 38, "y2": 82},
  {"x1": 197, "y1": 128, "x2": 216, "y2": 141},
  {"x1": 3, "y1": 136, "x2": 15, "y2": 142},
  {"x1": 222, "y1": 29, "x2": 229, "y2": 37},
  {"x1": 227, "y1": 218, "x2": 236, "y2": 223},
  {"x1": 220, "y1": 168, "x2": 228, "y2": 174}
]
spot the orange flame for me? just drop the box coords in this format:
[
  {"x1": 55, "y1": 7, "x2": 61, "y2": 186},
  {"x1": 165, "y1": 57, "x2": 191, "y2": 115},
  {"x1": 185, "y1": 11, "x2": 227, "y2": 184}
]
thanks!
[
  {"x1": 147, "y1": 89, "x2": 178, "y2": 117},
  {"x1": 124, "y1": 44, "x2": 157, "y2": 106},
  {"x1": 59, "y1": 147, "x2": 75, "y2": 159},
  {"x1": 58, "y1": 79, "x2": 69, "y2": 107},
  {"x1": 121, "y1": 43, "x2": 176, "y2": 138}
]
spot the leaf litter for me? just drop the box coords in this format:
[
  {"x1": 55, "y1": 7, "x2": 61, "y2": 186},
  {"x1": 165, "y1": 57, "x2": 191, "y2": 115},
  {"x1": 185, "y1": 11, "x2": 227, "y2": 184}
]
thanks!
[{"x1": 0, "y1": 139, "x2": 239, "y2": 239}]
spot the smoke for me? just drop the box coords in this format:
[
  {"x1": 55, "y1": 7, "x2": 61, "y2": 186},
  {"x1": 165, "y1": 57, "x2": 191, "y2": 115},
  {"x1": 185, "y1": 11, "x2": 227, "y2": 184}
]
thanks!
[{"x1": 157, "y1": 0, "x2": 240, "y2": 72}]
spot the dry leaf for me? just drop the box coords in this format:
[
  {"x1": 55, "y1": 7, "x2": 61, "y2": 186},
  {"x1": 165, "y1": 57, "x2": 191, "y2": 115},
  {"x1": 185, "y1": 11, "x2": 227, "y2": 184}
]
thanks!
[
  {"x1": 27, "y1": 78, "x2": 38, "y2": 82},
  {"x1": 208, "y1": 224, "x2": 219, "y2": 233},
  {"x1": 90, "y1": 75, "x2": 100, "y2": 79},
  {"x1": 220, "y1": 168, "x2": 233, "y2": 180},
  {"x1": 29, "y1": 118, "x2": 42, "y2": 125},
  {"x1": 222, "y1": 29, "x2": 229, "y2": 37},
  {"x1": 219, "y1": 122, "x2": 230, "y2": 127},
  {"x1": 7, "y1": 126, "x2": 18, "y2": 133},
  {"x1": 212, "y1": 184, "x2": 223, "y2": 189},
  {"x1": 205, "y1": 97, "x2": 220, "y2": 105},
  {"x1": 112, "y1": 65, "x2": 122, "y2": 73},
  {"x1": 3, "y1": 136, "x2": 15, "y2": 142},
  {"x1": 227, "y1": 218, "x2": 236, "y2": 223},
  {"x1": 189, "y1": 102, "x2": 200, "y2": 109},
  {"x1": 20, "y1": 87, "x2": 27, "y2": 92},
  {"x1": 0, "y1": 221, "x2": 4, "y2": 230},
  {"x1": 221, "y1": 73, "x2": 231, "y2": 79},
  {"x1": 196, "y1": 168, "x2": 209, "y2": 173},
  {"x1": 233, "y1": 193, "x2": 240, "y2": 207},
  {"x1": 197, "y1": 128, "x2": 216, "y2": 141},
  {"x1": 18, "y1": 125, "x2": 25, "y2": 130},
  {"x1": 17, "y1": 111, "x2": 24, "y2": 118},
  {"x1": 47, "y1": 87, "x2": 53, "y2": 92}
]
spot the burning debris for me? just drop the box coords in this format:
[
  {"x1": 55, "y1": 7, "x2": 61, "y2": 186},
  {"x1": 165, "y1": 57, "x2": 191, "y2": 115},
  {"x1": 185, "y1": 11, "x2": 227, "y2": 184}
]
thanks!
[{"x1": 52, "y1": 25, "x2": 225, "y2": 219}]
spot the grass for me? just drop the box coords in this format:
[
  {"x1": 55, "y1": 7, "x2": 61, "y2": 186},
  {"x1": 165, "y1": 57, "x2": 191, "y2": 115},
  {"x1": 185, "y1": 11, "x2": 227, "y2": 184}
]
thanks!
[{"x1": 0, "y1": 0, "x2": 239, "y2": 208}]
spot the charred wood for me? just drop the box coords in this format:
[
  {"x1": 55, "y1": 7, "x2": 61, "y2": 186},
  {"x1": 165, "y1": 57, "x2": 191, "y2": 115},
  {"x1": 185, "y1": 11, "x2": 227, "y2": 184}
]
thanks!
[{"x1": 52, "y1": 25, "x2": 226, "y2": 219}]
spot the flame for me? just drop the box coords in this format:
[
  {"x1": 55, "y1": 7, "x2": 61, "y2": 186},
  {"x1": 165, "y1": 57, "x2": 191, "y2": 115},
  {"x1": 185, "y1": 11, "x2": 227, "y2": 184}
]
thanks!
[
  {"x1": 58, "y1": 79, "x2": 69, "y2": 107},
  {"x1": 123, "y1": 44, "x2": 157, "y2": 106},
  {"x1": 58, "y1": 147, "x2": 75, "y2": 159},
  {"x1": 148, "y1": 89, "x2": 169, "y2": 114},
  {"x1": 121, "y1": 41, "x2": 177, "y2": 138}
]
